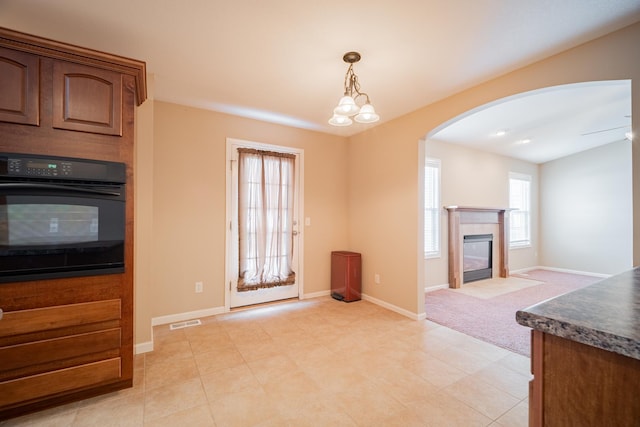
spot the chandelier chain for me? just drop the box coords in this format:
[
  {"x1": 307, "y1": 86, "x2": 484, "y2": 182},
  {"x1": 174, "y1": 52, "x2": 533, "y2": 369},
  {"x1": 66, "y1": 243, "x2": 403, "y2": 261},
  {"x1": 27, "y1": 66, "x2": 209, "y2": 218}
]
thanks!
[{"x1": 344, "y1": 64, "x2": 370, "y2": 104}]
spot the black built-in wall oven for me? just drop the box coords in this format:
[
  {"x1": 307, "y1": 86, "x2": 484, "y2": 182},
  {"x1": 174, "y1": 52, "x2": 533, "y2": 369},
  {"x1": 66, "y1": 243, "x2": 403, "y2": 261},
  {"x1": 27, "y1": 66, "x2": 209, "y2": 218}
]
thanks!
[{"x1": 0, "y1": 153, "x2": 126, "y2": 283}]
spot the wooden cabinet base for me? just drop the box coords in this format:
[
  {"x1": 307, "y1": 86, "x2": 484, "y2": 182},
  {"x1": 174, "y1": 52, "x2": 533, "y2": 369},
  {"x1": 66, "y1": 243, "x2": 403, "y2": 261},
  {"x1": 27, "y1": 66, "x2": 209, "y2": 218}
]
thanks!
[{"x1": 530, "y1": 330, "x2": 640, "y2": 426}]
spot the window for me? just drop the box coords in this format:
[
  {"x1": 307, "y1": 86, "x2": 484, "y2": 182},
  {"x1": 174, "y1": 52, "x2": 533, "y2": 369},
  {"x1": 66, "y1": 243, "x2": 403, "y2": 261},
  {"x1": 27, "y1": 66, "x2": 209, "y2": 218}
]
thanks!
[
  {"x1": 509, "y1": 172, "x2": 531, "y2": 247},
  {"x1": 425, "y1": 158, "x2": 441, "y2": 257}
]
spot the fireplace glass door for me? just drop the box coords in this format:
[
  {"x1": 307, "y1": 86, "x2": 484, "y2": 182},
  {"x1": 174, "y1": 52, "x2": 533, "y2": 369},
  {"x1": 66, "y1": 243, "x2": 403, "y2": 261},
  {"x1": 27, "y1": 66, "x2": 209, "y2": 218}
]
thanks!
[{"x1": 463, "y1": 234, "x2": 493, "y2": 283}]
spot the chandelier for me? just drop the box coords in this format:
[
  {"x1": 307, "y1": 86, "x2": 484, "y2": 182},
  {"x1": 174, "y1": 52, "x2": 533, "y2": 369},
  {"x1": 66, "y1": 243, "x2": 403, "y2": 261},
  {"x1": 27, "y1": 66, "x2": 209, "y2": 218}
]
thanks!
[{"x1": 328, "y1": 52, "x2": 380, "y2": 126}]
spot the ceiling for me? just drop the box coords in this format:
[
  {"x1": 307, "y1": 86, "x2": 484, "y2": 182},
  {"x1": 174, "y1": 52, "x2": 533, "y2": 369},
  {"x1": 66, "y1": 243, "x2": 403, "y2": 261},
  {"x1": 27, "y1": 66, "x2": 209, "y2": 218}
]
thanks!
[
  {"x1": 1, "y1": 1, "x2": 639, "y2": 162},
  {"x1": 431, "y1": 80, "x2": 632, "y2": 164}
]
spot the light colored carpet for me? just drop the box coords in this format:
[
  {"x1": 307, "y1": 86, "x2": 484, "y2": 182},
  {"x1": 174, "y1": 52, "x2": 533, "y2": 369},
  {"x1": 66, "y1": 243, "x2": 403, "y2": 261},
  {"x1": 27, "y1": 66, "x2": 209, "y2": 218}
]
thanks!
[
  {"x1": 453, "y1": 277, "x2": 543, "y2": 299},
  {"x1": 425, "y1": 269, "x2": 601, "y2": 355}
]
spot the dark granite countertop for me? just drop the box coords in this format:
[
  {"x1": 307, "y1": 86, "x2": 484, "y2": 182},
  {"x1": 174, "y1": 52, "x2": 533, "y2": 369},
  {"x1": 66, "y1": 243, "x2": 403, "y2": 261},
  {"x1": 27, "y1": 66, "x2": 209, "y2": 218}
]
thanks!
[{"x1": 516, "y1": 267, "x2": 640, "y2": 360}]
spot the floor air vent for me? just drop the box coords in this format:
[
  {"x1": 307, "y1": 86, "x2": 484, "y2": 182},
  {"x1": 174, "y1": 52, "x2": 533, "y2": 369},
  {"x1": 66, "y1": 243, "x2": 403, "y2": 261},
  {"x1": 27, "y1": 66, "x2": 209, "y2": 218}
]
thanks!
[{"x1": 169, "y1": 319, "x2": 202, "y2": 330}]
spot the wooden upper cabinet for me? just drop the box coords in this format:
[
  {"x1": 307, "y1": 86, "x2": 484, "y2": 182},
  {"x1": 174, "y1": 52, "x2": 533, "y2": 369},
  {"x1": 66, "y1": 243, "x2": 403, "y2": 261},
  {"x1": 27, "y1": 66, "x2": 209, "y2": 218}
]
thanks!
[
  {"x1": 0, "y1": 47, "x2": 39, "y2": 126},
  {"x1": 53, "y1": 61, "x2": 123, "y2": 136}
]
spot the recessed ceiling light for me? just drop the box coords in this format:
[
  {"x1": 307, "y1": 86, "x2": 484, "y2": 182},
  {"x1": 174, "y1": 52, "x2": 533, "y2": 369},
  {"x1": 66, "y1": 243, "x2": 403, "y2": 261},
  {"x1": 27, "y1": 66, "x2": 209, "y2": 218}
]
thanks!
[
  {"x1": 492, "y1": 130, "x2": 507, "y2": 137},
  {"x1": 515, "y1": 138, "x2": 531, "y2": 145}
]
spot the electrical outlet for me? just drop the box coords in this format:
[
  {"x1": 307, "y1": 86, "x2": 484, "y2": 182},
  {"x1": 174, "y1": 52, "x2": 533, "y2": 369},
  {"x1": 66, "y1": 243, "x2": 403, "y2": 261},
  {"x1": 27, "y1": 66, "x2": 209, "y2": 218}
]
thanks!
[
  {"x1": 195, "y1": 281, "x2": 203, "y2": 293},
  {"x1": 374, "y1": 273, "x2": 381, "y2": 284}
]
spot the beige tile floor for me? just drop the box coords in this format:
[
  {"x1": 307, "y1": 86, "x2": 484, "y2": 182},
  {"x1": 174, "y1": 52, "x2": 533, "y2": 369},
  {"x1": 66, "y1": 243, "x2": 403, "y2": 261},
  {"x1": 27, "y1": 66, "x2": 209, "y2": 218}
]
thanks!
[{"x1": 1, "y1": 297, "x2": 531, "y2": 426}]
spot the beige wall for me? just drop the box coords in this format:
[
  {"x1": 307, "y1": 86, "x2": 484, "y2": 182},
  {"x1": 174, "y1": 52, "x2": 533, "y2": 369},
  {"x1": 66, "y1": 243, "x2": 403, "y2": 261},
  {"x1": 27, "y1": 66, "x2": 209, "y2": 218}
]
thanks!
[
  {"x1": 424, "y1": 139, "x2": 539, "y2": 287},
  {"x1": 348, "y1": 21, "x2": 640, "y2": 317},
  {"x1": 148, "y1": 102, "x2": 349, "y2": 320}
]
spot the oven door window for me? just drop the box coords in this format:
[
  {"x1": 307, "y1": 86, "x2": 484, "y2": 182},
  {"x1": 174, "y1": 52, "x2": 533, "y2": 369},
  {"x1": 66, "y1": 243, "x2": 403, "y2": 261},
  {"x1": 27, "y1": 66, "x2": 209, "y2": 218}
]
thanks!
[
  {"x1": 0, "y1": 191, "x2": 125, "y2": 283},
  {"x1": 5, "y1": 204, "x2": 99, "y2": 245}
]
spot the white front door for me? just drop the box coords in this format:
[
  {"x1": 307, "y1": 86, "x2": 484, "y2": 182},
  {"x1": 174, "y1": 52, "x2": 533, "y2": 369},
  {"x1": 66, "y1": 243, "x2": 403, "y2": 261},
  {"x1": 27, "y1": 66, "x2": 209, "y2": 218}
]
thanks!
[{"x1": 226, "y1": 139, "x2": 303, "y2": 309}]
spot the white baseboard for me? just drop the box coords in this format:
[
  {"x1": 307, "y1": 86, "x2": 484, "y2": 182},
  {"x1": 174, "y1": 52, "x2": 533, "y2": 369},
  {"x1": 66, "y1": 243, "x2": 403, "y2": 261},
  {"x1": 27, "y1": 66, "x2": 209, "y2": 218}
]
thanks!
[
  {"x1": 135, "y1": 341, "x2": 154, "y2": 354},
  {"x1": 303, "y1": 290, "x2": 331, "y2": 299},
  {"x1": 361, "y1": 293, "x2": 426, "y2": 321},
  {"x1": 424, "y1": 284, "x2": 448, "y2": 293},
  {"x1": 538, "y1": 266, "x2": 610, "y2": 278},
  {"x1": 512, "y1": 265, "x2": 610, "y2": 278},
  {"x1": 510, "y1": 266, "x2": 540, "y2": 274},
  {"x1": 151, "y1": 306, "x2": 226, "y2": 326}
]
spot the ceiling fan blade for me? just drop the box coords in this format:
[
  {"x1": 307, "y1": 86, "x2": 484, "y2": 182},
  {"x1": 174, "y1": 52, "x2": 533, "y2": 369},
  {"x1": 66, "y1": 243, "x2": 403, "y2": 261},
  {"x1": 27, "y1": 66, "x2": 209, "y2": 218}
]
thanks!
[{"x1": 581, "y1": 125, "x2": 630, "y2": 136}]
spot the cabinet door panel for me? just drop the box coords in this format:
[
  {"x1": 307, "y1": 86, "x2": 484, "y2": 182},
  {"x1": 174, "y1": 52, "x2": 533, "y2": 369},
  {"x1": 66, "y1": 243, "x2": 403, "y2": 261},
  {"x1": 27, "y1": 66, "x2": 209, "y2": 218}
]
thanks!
[
  {"x1": 0, "y1": 47, "x2": 39, "y2": 126},
  {"x1": 53, "y1": 61, "x2": 122, "y2": 135}
]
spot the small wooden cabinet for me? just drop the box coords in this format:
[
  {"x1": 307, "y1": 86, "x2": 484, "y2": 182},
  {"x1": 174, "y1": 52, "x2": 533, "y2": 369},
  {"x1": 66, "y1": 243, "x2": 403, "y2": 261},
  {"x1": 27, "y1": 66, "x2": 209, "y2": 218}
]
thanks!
[
  {"x1": 0, "y1": 27, "x2": 146, "y2": 420},
  {"x1": 331, "y1": 251, "x2": 362, "y2": 302}
]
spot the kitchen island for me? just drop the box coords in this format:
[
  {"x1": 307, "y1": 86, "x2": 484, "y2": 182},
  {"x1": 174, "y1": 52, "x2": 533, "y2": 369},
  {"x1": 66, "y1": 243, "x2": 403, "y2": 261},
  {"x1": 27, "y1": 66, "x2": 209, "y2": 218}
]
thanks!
[{"x1": 516, "y1": 267, "x2": 640, "y2": 427}]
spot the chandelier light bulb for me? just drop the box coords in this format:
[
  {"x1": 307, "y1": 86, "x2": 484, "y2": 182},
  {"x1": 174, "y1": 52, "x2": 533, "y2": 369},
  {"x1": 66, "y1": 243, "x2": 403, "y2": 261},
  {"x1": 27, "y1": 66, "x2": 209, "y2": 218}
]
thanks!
[
  {"x1": 328, "y1": 113, "x2": 353, "y2": 126},
  {"x1": 334, "y1": 96, "x2": 360, "y2": 116},
  {"x1": 354, "y1": 103, "x2": 380, "y2": 123}
]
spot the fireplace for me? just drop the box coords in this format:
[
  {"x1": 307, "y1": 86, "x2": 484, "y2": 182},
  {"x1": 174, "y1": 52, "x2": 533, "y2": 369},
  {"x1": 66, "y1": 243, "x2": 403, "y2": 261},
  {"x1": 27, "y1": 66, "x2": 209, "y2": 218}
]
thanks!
[
  {"x1": 445, "y1": 206, "x2": 510, "y2": 288},
  {"x1": 463, "y1": 234, "x2": 493, "y2": 283}
]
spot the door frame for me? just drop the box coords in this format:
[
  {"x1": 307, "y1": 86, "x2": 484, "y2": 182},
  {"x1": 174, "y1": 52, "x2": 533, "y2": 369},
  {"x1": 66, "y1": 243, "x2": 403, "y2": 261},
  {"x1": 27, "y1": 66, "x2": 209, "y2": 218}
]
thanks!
[{"x1": 224, "y1": 137, "x2": 304, "y2": 311}]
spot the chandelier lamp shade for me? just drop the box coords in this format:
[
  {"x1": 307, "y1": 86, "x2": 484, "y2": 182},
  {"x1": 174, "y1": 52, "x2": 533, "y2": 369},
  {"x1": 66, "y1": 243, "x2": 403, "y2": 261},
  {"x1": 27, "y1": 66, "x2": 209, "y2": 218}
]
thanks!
[{"x1": 328, "y1": 52, "x2": 380, "y2": 126}]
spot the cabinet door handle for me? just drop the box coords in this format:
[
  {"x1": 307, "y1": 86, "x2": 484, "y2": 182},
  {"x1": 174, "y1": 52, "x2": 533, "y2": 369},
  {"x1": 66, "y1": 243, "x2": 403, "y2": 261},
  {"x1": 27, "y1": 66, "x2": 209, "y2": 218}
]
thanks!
[{"x1": 0, "y1": 308, "x2": 3, "y2": 320}]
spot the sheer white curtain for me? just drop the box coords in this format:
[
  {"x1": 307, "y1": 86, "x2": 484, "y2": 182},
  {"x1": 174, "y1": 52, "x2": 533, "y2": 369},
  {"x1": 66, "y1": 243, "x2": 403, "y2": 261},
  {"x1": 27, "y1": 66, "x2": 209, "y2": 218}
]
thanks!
[{"x1": 237, "y1": 149, "x2": 295, "y2": 291}]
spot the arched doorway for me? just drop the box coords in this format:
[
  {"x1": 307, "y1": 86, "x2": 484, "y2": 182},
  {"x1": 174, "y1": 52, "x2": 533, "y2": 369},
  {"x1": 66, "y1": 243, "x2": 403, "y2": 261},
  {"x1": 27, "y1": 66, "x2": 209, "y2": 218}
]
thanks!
[{"x1": 420, "y1": 80, "x2": 632, "y2": 354}]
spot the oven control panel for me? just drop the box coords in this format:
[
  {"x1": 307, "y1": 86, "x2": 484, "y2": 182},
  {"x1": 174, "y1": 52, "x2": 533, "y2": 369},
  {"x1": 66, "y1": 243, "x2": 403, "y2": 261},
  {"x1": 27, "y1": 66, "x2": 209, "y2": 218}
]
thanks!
[
  {"x1": 6, "y1": 158, "x2": 71, "y2": 177},
  {"x1": 0, "y1": 153, "x2": 125, "y2": 183}
]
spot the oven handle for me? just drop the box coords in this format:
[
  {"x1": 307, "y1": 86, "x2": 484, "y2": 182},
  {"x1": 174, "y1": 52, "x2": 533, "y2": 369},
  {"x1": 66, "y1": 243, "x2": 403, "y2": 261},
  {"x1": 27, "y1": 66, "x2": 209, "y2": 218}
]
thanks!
[{"x1": 0, "y1": 182, "x2": 122, "y2": 197}]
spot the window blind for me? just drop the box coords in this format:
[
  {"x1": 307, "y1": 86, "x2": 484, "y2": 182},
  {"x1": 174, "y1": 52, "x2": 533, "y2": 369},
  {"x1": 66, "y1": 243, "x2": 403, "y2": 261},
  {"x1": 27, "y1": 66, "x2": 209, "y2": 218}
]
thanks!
[
  {"x1": 509, "y1": 172, "x2": 531, "y2": 247},
  {"x1": 425, "y1": 158, "x2": 441, "y2": 257}
]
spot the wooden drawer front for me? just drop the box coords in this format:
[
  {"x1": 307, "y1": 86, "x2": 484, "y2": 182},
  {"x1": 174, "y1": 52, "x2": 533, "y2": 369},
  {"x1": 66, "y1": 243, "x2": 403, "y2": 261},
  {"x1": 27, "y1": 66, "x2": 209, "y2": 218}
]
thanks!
[
  {"x1": 0, "y1": 328, "x2": 121, "y2": 373},
  {"x1": 0, "y1": 47, "x2": 39, "y2": 126},
  {"x1": 0, "y1": 358, "x2": 121, "y2": 407},
  {"x1": 53, "y1": 61, "x2": 122, "y2": 135},
  {"x1": 0, "y1": 300, "x2": 121, "y2": 337}
]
